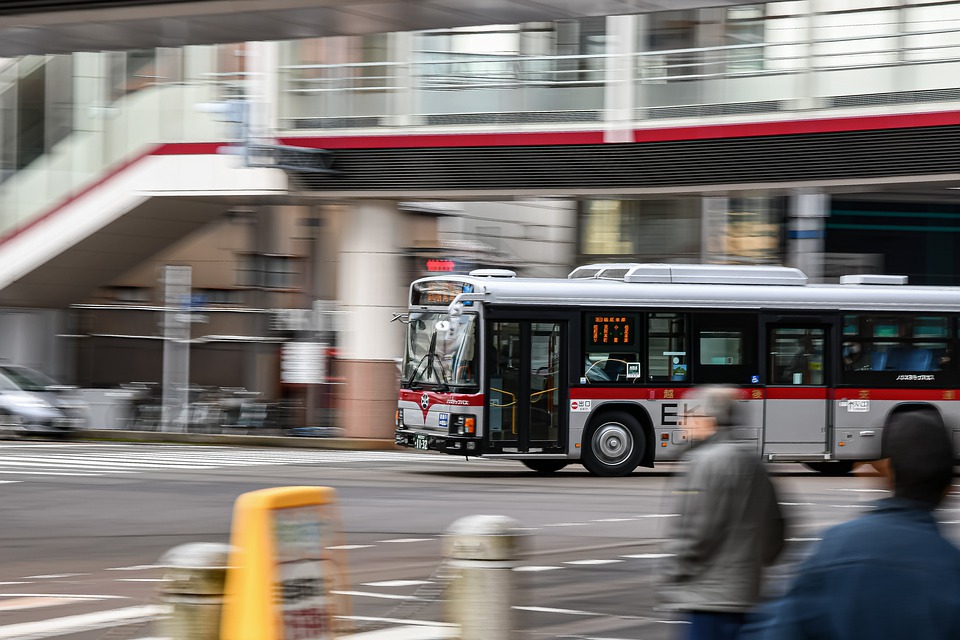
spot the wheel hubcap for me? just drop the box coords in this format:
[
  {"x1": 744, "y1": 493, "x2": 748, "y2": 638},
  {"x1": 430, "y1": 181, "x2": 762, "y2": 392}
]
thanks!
[{"x1": 593, "y1": 422, "x2": 634, "y2": 466}]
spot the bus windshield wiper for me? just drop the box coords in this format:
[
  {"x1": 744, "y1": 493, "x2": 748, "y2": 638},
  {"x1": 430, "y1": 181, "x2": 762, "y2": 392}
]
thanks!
[{"x1": 410, "y1": 331, "x2": 449, "y2": 389}]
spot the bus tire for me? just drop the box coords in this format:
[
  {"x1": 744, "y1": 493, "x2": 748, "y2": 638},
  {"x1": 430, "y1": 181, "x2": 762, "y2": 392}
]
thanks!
[
  {"x1": 804, "y1": 461, "x2": 855, "y2": 476},
  {"x1": 582, "y1": 411, "x2": 645, "y2": 477},
  {"x1": 522, "y1": 460, "x2": 568, "y2": 474}
]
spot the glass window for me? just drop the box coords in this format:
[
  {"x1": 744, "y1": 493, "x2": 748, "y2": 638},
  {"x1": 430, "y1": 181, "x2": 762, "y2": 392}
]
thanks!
[
  {"x1": 403, "y1": 312, "x2": 479, "y2": 389},
  {"x1": 726, "y1": 5, "x2": 766, "y2": 72},
  {"x1": 842, "y1": 314, "x2": 955, "y2": 381},
  {"x1": 580, "y1": 198, "x2": 701, "y2": 262},
  {"x1": 770, "y1": 327, "x2": 824, "y2": 385},
  {"x1": 700, "y1": 331, "x2": 743, "y2": 365},
  {"x1": 648, "y1": 313, "x2": 688, "y2": 382}
]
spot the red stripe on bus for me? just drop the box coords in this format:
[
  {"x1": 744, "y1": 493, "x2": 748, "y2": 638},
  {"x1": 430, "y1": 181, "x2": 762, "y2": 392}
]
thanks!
[
  {"x1": 838, "y1": 388, "x2": 958, "y2": 401},
  {"x1": 568, "y1": 387, "x2": 957, "y2": 402},
  {"x1": 765, "y1": 388, "x2": 829, "y2": 400}
]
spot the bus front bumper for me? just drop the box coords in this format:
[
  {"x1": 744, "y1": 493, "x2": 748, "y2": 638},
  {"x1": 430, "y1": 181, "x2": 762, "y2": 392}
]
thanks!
[{"x1": 395, "y1": 429, "x2": 481, "y2": 455}]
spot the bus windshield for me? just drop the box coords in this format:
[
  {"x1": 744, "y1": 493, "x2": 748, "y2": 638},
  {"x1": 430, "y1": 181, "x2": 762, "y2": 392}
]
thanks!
[{"x1": 403, "y1": 312, "x2": 478, "y2": 390}]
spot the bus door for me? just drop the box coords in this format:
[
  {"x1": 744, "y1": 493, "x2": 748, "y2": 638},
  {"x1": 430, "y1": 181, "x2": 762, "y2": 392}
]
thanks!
[
  {"x1": 486, "y1": 318, "x2": 567, "y2": 453},
  {"x1": 762, "y1": 318, "x2": 835, "y2": 457}
]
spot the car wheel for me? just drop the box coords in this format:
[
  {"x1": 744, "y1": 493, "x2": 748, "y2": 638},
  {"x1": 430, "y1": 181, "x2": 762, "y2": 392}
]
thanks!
[
  {"x1": 521, "y1": 460, "x2": 568, "y2": 474},
  {"x1": 581, "y1": 411, "x2": 645, "y2": 477}
]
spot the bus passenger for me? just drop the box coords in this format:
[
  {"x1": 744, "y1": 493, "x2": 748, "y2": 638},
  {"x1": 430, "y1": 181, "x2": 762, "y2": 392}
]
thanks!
[
  {"x1": 658, "y1": 385, "x2": 786, "y2": 640},
  {"x1": 745, "y1": 411, "x2": 960, "y2": 639}
]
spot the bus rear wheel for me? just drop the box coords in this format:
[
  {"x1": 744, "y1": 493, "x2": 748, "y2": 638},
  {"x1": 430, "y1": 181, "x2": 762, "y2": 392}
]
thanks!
[
  {"x1": 804, "y1": 461, "x2": 855, "y2": 476},
  {"x1": 522, "y1": 460, "x2": 568, "y2": 474},
  {"x1": 582, "y1": 411, "x2": 645, "y2": 477}
]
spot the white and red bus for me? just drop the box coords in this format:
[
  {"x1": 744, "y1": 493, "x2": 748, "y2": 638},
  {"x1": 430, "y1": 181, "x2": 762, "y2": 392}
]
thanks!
[{"x1": 395, "y1": 263, "x2": 960, "y2": 476}]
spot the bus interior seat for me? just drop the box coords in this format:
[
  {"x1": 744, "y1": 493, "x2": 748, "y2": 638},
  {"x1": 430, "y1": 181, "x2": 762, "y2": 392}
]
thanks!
[
  {"x1": 603, "y1": 359, "x2": 626, "y2": 381},
  {"x1": 871, "y1": 351, "x2": 888, "y2": 371},
  {"x1": 903, "y1": 349, "x2": 933, "y2": 371},
  {"x1": 881, "y1": 348, "x2": 933, "y2": 371}
]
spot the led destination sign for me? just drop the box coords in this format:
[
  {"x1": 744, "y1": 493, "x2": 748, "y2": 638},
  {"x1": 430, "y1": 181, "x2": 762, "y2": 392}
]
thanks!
[
  {"x1": 589, "y1": 315, "x2": 636, "y2": 346},
  {"x1": 412, "y1": 281, "x2": 474, "y2": 306}
]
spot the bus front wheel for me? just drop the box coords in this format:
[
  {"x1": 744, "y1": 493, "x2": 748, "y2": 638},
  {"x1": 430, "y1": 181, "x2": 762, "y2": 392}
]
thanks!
[
  {"x1": 582, "y1": 411, "x2": 645, "y2": 477},
  {"x1": 804, "y1": 461, "x2": 855, "y2": 476},
  {"x1": 522, "y1": 460, "x2": 568, "y2": 474}
]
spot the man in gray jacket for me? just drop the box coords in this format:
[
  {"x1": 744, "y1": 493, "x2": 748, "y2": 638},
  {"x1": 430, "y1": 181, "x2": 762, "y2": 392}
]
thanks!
[{"x1": 659, "y1": 385, "x2": 786, "y2": 640}]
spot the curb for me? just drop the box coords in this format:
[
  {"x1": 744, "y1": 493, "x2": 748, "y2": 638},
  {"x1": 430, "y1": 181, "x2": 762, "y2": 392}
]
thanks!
[{"x1": 72, "y1": 429, "x2": 399, "y2": 451}]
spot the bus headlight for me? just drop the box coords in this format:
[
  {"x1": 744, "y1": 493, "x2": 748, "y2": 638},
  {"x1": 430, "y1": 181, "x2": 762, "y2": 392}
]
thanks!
[{"x1": 449, "y1": 414, "x2": 476, "y2": 436}]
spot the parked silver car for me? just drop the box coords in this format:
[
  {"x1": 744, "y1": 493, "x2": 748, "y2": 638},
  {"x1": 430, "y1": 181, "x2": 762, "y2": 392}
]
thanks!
[{"x1": 0, "y1": 365, "x2": 89, "y2": 436}]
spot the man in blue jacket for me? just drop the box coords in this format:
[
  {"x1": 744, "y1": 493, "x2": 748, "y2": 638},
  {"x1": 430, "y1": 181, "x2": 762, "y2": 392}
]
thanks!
[{"x1": 749, "y1": 411, "x2": 960, "y2": 639}]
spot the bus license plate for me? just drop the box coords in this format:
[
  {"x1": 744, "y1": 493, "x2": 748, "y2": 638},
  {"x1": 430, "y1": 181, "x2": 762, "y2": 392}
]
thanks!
[{"x1": 415, "y1": 434, "x2": 428, "y2": 450}]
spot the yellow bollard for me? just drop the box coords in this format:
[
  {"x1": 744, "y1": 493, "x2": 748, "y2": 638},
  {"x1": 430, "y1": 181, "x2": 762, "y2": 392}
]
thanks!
[{"x1": 220, "y1": 486, "x2": 349, "y2": 640}]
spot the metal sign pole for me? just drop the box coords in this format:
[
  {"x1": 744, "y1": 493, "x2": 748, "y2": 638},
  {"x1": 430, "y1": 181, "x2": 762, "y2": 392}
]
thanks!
[{"x1": 162, "y1": 265, "x2": 192, "y2": 432}]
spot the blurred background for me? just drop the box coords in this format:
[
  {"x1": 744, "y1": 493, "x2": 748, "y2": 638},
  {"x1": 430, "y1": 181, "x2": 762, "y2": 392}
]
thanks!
[{"x1": 0, "y1": 0, "x2": 958, "y2": 440}]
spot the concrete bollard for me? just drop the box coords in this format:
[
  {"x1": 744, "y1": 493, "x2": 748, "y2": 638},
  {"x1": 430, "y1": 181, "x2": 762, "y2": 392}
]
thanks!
[
  {"x1": 158, "y1": 542, "x2": 232, "y2": 640},
  {"x1": 444, "y1": 515, "x2": 526, "y2": 640}
]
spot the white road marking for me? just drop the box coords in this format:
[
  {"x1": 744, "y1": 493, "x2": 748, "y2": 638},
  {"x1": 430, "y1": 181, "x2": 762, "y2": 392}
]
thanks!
[
  {"x1": 0, "y1": 480, "x2": 20, "y2": 484},
  {"x1": 376, "y1": 538, "x2": 433, "y2": 543},
  {"x1": 828, "y1": 504, "x2": 868, "y2": 509},
  {"x1": 338, "y1": 616, "x2": 454, "y2": 628},
  {"x1": 327, "y1": 545, "x2": 374, "y2": 551},
  {"x1": 513, "y1": 566, "x2": 563, "y2": 572},
  {"x1": 0, "y1": 597, "x2": 86, "y2": 612},
  {"x1": 621, "y1": 553, "x2": 674, "y2": 559},
  {"x1": 514, "y1": 606, "x2": 597, "y2": 616},
  {"x1": 787, "y1": 537, "x2": 822, "y2": 542},
  {"x1": 0, "y1": 604, "x2": 165, "y2": 640},
  {"x1": 544, "y1": 522, "x2": 587, "y2": 527},
  {"x1": 593, "y1": 518, "x2": 633, "y2": 522},
  {"x1": 564, "y1": 559, "x2": 624, "y2": 566},
  {"x1": 115, "y1": 579, "x2": 166, "y2": 583},
  {"x1": 23, "y1": 574, "x2": 86, "y2": 580},
  {"x1": 0, "y1": 582, "x2": 29, "y2": 586},
  {"x1": 106, "y1": 565, "x2": 162, "y2": 571},
  {"x1": 340, "y1": 625, "x2": 455, "y2": 640},
  {"x1": 0, "y1": 443, "x2": 514, "y2": 482},
  {"x1": 0, "y1": 593, "x2": 127, "y2": 600},
  {"x1": 780, "y1": 502, "x2": 815, "y2": 506},
  {"x1": 0, "y1": 456, "x2": 208, "y2": 470},
  {"x1": 830, "y1": 488, "x2": 888, "y2": 493},
  {"x1": 331, "y1": 590, "x2": 417, "y2": 601},
  {"x1": 633, "y1": 514, "x2": 679, "y2": 518},
  {"x1": 362, "y1": 580, "x2": 432, "y2": 588}
]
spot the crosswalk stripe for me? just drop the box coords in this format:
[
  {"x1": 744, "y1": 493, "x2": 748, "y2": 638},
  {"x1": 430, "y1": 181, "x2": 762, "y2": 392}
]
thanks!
[
  {"x1": 0, "y1": 604, "x2": 164, "y2": 640},
  {"x1": 0, "y1": 443, "x2": 513, "y2": 481}
]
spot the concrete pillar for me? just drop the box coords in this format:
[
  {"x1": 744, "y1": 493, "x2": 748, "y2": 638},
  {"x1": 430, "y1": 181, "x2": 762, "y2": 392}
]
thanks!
[
  {"x1": 787, "y1": 188, "x2": 829, "y2": 282},
  {"x1": 604, "y1": 14, "x2": 637, "y2": 144},
  {"x1": 701, "y1": 195, "x2": 730, "y2": 264},
  {"x1": 246, "y1": 40, "x2": 279, "y2": 138},
  {"x1": 336, "y1": 200, "x2": 406, "y2": 438}
]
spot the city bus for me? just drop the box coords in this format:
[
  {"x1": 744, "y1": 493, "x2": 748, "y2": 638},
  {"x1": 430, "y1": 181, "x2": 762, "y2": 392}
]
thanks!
[{"x1": 394, "y1": 263, "x2": 960, "y2": 476}]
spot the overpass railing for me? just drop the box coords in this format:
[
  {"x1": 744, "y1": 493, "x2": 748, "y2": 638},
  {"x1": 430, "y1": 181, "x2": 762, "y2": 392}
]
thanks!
[{"x1": 277, "y1": 23, "x2": 960, "y2": 132}]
